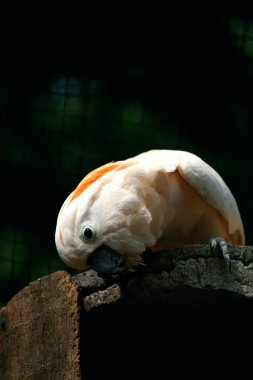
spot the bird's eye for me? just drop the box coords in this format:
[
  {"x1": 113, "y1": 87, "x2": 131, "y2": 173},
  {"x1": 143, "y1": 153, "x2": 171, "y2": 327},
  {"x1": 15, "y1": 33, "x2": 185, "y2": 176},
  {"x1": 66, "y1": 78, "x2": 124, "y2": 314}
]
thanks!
[
  {"x1": 83, "y1": 226, "x2": 96, "y2": 242},
  {"x1": 84, "y1": 227, "x2": 93, "y2": 239}
]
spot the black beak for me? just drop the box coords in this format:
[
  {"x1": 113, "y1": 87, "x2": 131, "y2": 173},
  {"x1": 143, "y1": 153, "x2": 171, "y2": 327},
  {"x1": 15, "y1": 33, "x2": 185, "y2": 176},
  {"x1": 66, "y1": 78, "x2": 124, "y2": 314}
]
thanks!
[{"x1": 88, "y1": 245, "x2": 127, "y2": 274}]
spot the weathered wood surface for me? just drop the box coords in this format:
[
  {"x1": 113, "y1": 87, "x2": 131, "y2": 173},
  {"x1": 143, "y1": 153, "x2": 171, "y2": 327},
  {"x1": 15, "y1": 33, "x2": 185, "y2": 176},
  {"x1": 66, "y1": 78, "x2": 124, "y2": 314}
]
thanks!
[
  {"x1": 0, "y1": 271, "x2": 81, "y2": 380},
  {"x1": 76, "y1": 244, "x2": 253, "y2": 308},
  {"x1": 1, "y1": 244, "x2": 253, "y2": 379}
]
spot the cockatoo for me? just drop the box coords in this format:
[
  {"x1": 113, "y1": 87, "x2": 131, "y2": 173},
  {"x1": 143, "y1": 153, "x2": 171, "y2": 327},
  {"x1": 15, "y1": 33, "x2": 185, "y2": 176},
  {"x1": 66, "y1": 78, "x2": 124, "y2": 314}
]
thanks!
[{"x1": 55, "y1": 150, "x2": 245, "y2": 274}]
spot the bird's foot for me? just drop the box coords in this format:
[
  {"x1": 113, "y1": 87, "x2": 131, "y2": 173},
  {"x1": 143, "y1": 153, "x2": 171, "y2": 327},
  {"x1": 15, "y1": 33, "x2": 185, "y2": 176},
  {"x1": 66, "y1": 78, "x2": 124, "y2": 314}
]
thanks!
[{"x1": 209, "y1": 237, "x2": 232, "y2": 270}]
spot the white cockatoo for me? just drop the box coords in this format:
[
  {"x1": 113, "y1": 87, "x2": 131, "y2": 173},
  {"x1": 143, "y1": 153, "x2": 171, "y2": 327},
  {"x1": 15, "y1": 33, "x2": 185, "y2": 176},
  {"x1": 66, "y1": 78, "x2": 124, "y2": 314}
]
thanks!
[{"x1": 55, "y1": 150, "x2": 245, "y2": 273}]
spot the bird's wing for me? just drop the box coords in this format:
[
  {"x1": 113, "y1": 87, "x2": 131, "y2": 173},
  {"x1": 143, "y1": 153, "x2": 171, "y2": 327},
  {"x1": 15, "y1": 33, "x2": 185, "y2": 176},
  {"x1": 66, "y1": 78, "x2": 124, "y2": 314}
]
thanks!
[
  {"x1": 177, "y1": 152, "x2": 244, "y2": 243},
  {"x1": 134, "y1": 150, "x2": 245, "y2": 244}
]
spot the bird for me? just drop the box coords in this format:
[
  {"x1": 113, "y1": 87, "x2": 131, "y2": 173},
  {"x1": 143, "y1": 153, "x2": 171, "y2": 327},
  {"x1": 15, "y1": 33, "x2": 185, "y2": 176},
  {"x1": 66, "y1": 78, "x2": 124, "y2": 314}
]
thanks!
[{"x1": 55, "y1": 150, "x2": 245, "y2": 274}]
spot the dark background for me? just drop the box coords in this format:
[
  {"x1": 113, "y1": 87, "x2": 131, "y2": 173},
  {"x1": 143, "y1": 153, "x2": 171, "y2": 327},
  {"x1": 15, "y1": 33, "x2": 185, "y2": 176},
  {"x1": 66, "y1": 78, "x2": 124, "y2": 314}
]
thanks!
[{"x1": 1, "y1": 12, "x2": 253, "y2": 306}]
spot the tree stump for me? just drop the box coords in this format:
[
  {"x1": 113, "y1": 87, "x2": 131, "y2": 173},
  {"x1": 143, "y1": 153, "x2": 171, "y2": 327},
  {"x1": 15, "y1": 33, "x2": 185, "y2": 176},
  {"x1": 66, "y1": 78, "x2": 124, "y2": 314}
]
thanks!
[
  {"x1": 1, "y1": 245, "x2": 253, "y2": 379},
  {"x1": 0, "y1": 271, "x2": 81, "y2": 380}
]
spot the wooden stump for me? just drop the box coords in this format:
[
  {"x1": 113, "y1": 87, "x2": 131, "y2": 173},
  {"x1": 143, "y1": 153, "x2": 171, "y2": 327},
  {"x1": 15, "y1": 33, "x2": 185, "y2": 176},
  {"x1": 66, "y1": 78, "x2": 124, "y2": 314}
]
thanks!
[
  {"x1": 0, "y1": 271, "x2": 81, "y2": 380},
  {"x1": 1, "y1": 245, "x2": 253, "y2": 379}
]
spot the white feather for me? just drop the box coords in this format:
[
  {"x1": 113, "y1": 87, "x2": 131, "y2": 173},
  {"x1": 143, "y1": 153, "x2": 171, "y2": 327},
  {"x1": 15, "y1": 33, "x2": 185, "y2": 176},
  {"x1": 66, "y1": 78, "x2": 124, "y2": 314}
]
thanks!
[
  {"x1": 55, "y1": 149, "x2": 245, "y2": 270},
  {"x1": 133, "y1": 150, "x2": 244, "y2": 243}
]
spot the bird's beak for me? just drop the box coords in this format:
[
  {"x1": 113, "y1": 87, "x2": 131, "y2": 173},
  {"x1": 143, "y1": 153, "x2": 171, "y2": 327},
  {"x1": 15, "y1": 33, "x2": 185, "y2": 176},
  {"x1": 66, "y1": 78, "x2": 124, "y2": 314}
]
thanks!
[{"x1": 87, "y1": 245, "x2": 127, "y2": 274}]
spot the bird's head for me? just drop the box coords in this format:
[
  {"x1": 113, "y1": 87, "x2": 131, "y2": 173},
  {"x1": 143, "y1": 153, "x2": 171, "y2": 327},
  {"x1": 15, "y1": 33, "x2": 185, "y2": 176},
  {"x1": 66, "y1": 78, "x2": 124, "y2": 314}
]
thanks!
[{"x1": 55, "y1": 161, "x2": 153, "y2": 274}]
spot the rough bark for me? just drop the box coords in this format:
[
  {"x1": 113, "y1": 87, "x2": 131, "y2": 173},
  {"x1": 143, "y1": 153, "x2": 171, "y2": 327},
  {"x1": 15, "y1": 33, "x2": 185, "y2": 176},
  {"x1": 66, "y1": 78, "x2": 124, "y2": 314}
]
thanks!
[
  {"x1": 0, "y1": 271, "x2": 81, "y2": 380},
  {"x1": 1, "y1": 244, "x2": 253, "y2": 379},
  {"x1": 76, "y1": 244, "x2": 253, "y2": 308}
]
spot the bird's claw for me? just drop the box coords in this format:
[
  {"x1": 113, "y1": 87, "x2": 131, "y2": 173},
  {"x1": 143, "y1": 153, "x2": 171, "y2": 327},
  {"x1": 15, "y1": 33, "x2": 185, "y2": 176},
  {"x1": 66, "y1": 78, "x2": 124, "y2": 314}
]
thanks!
[{"x1": 209, "y1": 237, "x2": 232, "y2": 270}]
